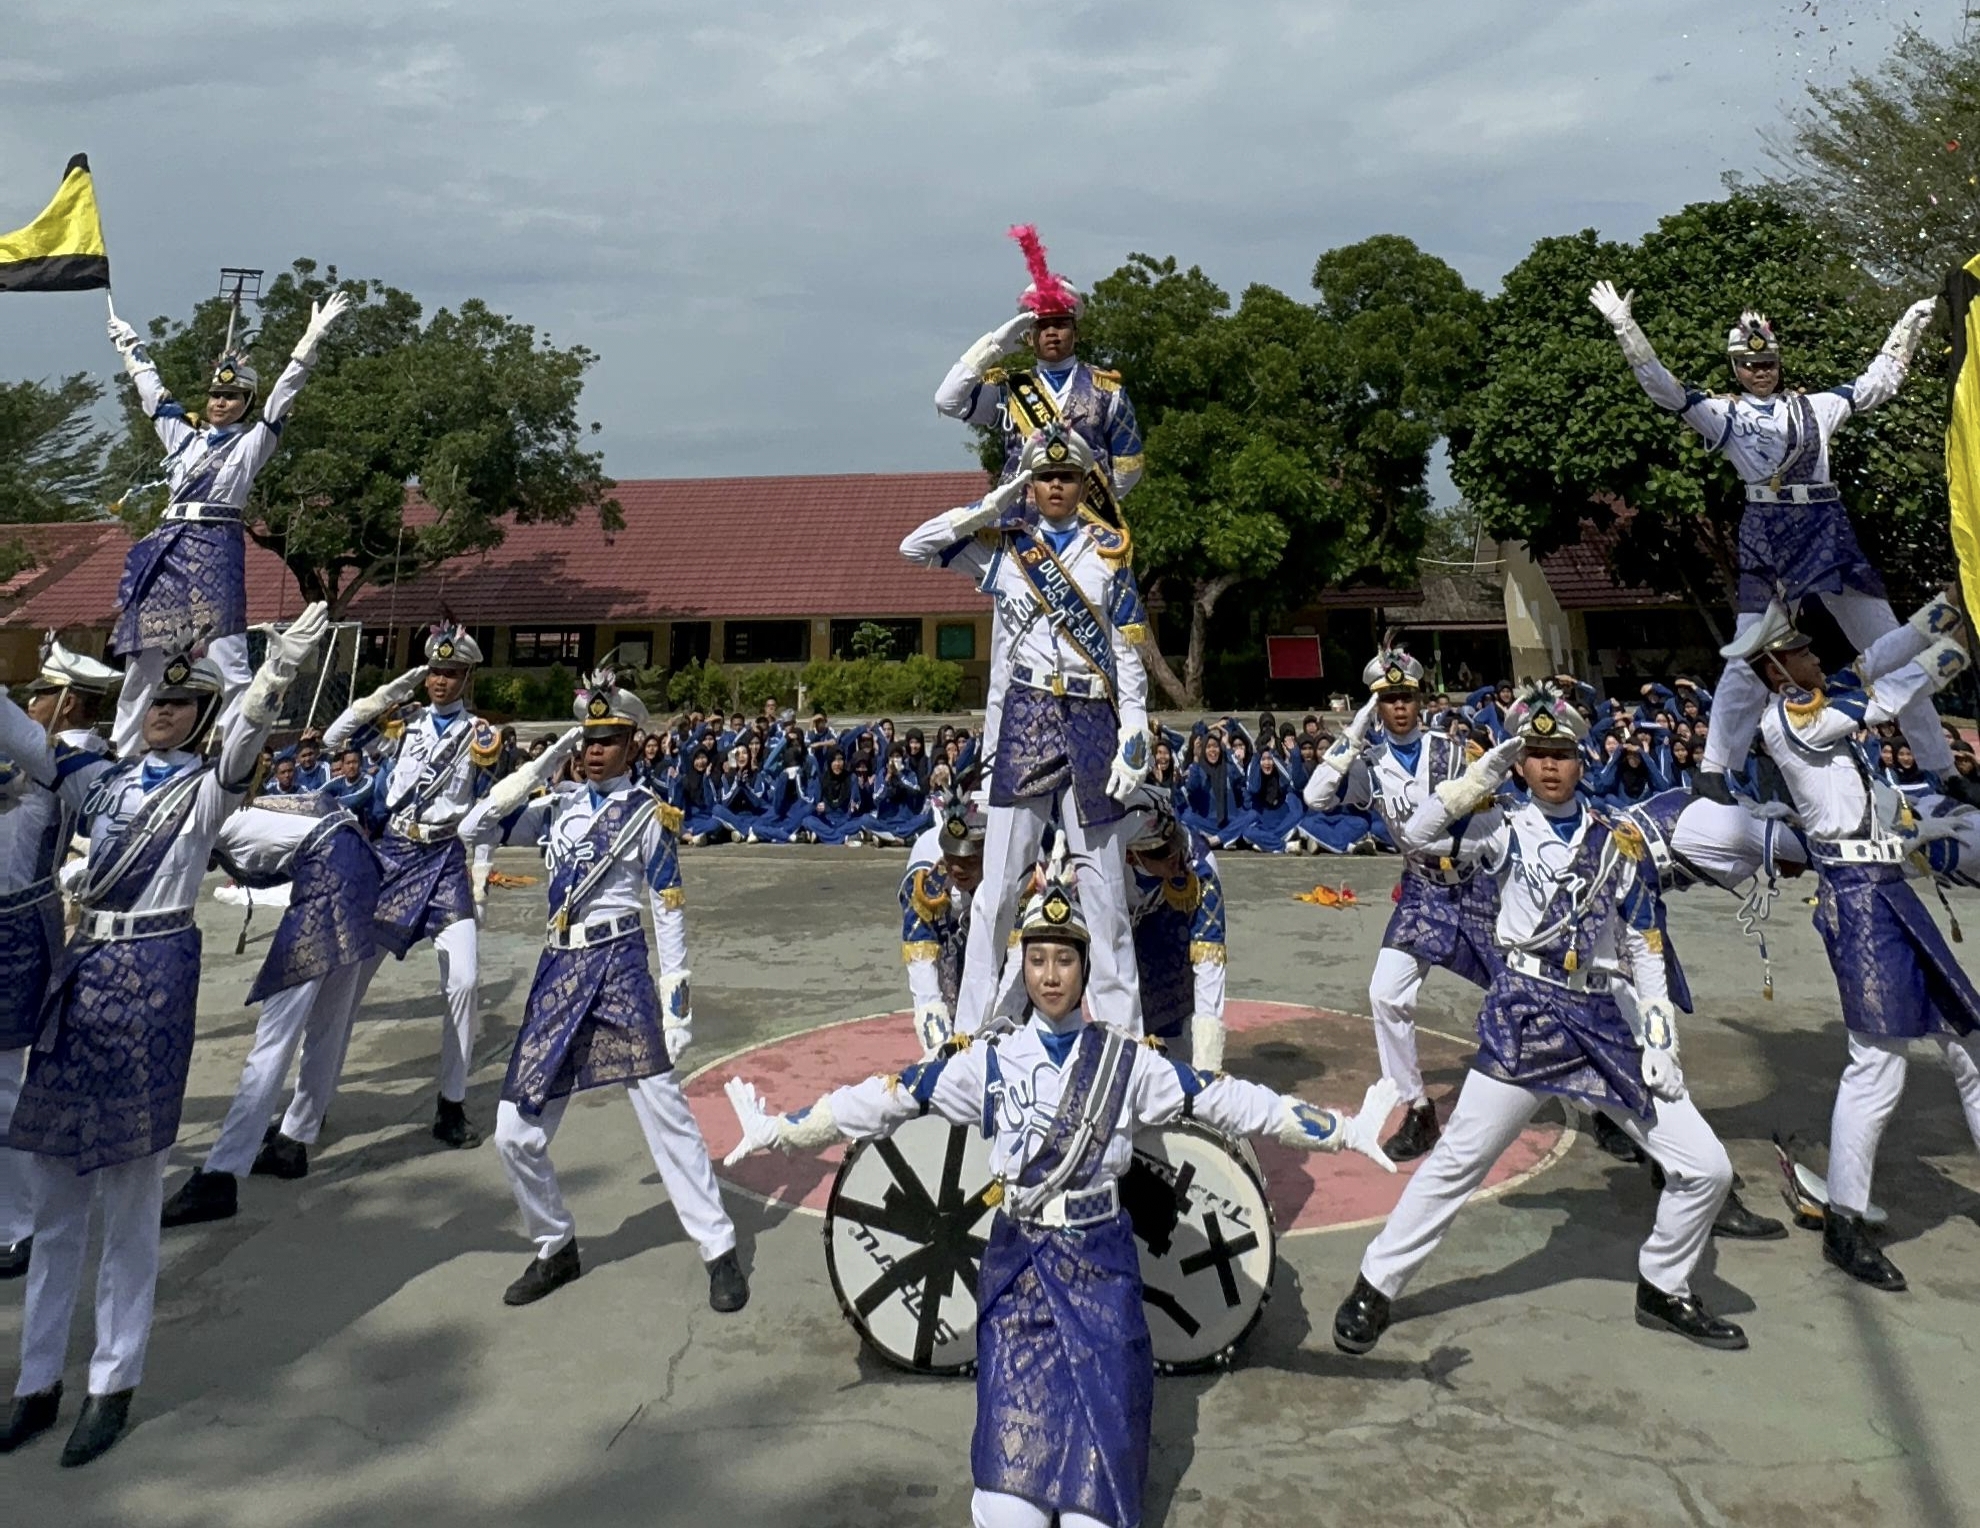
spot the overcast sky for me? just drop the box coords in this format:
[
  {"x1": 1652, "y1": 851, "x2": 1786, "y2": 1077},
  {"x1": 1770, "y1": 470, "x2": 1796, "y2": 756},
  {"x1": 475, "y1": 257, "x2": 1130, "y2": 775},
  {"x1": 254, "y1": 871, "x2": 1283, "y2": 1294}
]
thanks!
[{"x1": 0, "y1": 1, "x2": 1952, "y2": 488}]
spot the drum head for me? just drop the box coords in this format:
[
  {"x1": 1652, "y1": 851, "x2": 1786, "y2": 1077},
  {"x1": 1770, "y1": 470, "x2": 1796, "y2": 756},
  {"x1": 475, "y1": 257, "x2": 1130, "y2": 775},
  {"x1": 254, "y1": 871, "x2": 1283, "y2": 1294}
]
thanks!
[
  {"x1": 1124, "y1": 1122, "x2": 1278, "y2": 1374},
  {"x1": 824, "y1": 1115, "x2": 998, "y2": 1375}
]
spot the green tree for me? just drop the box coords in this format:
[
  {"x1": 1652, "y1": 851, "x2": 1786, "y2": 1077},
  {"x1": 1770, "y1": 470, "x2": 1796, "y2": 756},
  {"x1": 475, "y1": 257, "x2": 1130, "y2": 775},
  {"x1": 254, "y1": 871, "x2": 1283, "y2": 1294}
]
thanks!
[
  {"x1": 1448, "y1": 191, "x2": 1949, "y2": 621},
  {"x1": 106, "y1": 258, "x2": 619, "y2": 614},
  {"x1": 1754, "y1": 25, "x2": 1980, "y2": 291},
  {"x1": 0, "y1": 371, "x2": 112, "y2": 582}
]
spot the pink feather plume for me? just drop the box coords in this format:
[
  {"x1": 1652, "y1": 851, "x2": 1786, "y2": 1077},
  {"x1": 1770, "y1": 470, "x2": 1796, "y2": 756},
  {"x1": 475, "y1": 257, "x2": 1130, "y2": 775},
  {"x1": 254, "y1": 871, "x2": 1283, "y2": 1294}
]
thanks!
[{"x1": 1007, "y1": 223, "x2": 1077, "y2": 315}]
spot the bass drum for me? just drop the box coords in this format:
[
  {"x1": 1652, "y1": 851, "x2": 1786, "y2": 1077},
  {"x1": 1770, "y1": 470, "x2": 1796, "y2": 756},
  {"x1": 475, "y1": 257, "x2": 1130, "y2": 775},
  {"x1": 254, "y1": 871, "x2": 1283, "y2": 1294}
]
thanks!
[
  {"x1": 824, "y1": 1114, "x2": 998, "y2": 1375},
  {"x1": 1126, "y1": 1121, "x2": 1277, "y2": 1374}
]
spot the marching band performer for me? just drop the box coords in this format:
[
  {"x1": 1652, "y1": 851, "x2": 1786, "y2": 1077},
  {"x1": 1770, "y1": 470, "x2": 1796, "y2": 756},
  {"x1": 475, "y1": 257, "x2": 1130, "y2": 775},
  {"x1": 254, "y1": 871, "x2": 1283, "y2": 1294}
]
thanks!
[
  {"x1": 1302, "y1": 647, "x2": 1500, "y2": 1159},
  {"x1": 1334, "y1": 683, "x2": 1749, "y2": 1358},
  {"x1": 2, "y1": 608, "x2": 327, "y2": 1465},
  {"x1": 459, "y1": 671, "x2": 747, "y2": 1314},
  {"x1": 900, "y1": 793, "x2": 987, "y2": 1055},
  {"x1": 105, "y1": 294, "x2": 350, "y2": 754},
  {"x1": 934, "y1": 228, "x2": 1143, "y2": 507},
  {"x1": 325, "y1": 625, "x2": 504, "y2": 1149},
  {"x1": 724, "y1": 851, "x2": 1396, "y2": 1528},
  {"x1": 159, "y1": 789, "x2": 385, "y2": 1224},
  {"x1": 1731, "y1": 603, "x2": 1980, "y2": 1290},
  {"x1": 1588, "y1": 281, "x2": 1951, "y2": 789},
  {"x1": 900, "y1": 424, "x2": 1153, "y2": 1037},
  {"x1": 0, "y1": 646, "x2": 120, "y2": 1282},
  {"x1": 1123, "y1": 787, "x2": 1228, "y2": 1070}
]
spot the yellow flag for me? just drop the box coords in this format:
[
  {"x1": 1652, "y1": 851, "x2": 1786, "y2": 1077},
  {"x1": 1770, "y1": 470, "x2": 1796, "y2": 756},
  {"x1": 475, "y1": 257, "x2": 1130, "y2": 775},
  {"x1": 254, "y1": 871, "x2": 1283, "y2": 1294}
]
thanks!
[
  {"x1": 1947, "y1": 253, "x2": 1980, "y2": 620},
  {"x1": 0, "y1": 154, "x2": 108, "y2": 292}
]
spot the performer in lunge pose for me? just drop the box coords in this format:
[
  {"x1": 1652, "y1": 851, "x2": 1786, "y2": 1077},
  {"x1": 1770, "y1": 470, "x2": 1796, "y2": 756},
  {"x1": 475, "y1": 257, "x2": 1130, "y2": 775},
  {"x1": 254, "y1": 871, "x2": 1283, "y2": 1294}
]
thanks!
[
  {"x1": 158, "y1": 790, "x2": 384, "y2": 1224},
  {"x1": 0, "y1": 645, "x2": 119, "y2": 1282},
  {"x1": 460, "y1": 671, "x2": 747, "y2": 1314},
  {"x1": 105, "y1": 293, "x2": 350, "y2": 754},
  {"x1": 1730, "y1": 603, "x2": 1980, "y2": 1291},
  {"x1": 901, "y1": 425, "x2": 1152, "y2": 1037},
  {"x1": 1123, "y1": 786, "x2": 1228, "y2": 1070},
  {"x1": 1589, "y1": 280, "x2": 1950, "y2": 790},
  {"x1": 1302, "y1": 646, "x2": 1500, "y2": 1160},
  {"x1": 325, "y1": 625, "x2": 503, "y2": 1149},
  {"x1": 724, "y1": 853, "x2": 1396, "y2": 1528},
  {"x1": 934, "y1": 225, "x2": 1143, "y2": 515},
  {"x1": 1, "y1": 608, "x2": 327, "y2": 1466},
  {"x1": 900, "y1": 792, "x2": 987, "y2": 1055},
  {"x1": 1333, "y1": 683, "x2": 1749, "y2": 1358}
]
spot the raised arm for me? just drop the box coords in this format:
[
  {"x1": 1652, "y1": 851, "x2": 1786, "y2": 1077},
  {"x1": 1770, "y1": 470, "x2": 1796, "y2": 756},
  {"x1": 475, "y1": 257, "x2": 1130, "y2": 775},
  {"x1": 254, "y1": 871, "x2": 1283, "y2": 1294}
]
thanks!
[
  {"x1": 899, "y1": 472, "x2": 1031, "y2": 569},
  {"x1": 1397, "y1": 738, "x2": 1520, "y2": 856},
  {"x1": 324, "y1": 665, "x2": 429, "y2": 751},
  {"x1": 1832, "y1": 297, "x2": 1937, "y2": 416},
  {"x1": 107, "y1": 313, "x2": 194, "y2": 456},
  {"x1": 0, "y1": 686, "x2": 59, "y2": 789},
  {"x1": 458, "y1": 729, "x2": 581, "y2": 844},
  {"x1": 1589, "y1": 282, "x2": 1733, "y2": 447},
  {"x1": 219, "y1": 603, "x2": 332, "y2": 791},
  {"x1": 1303, "y1": 696, "x2": 1377, "y2": 811},
  {"x1": 934, "y1": 313, "x2": 1033, "y2": 422}
]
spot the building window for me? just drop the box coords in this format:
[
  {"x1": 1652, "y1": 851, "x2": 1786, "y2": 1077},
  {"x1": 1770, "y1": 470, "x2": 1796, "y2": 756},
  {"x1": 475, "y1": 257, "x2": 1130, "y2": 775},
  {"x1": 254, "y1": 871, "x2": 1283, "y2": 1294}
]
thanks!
[
  {"x1": 510, "y1": 627, "x2": 590, "y2": 666},
  {"x1": 608, "y1": 631, "x2": 652, "y2": 669},
  {"x1": 723, "y1": 620, "x2": 809, "y2": 664},
  {"x1": 935, "y1": 622, "x2": 976, "y2": 661},
  {"x1": 357, "y1": 627, "x2": 398, "y2": 669},
  {"x1": 828, "y1": 617, "x2": 922, "y2": 659}
]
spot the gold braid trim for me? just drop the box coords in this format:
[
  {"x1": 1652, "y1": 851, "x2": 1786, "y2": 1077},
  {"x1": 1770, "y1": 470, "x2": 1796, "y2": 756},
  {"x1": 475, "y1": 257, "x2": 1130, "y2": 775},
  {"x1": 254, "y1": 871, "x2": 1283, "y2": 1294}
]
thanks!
[
  {"x1": 1190, "y1": 940, "x2": 1227, "y2": 966},
  {"x1": 658, "y1": 886, "x2": 686, "y2": 910},
  {"x1": 1783, "y1": 692, "x2": 1828, "y2": 727},
  {"x1": 901, "y1": 940, "x2": 940, "y2": 964},
  {"x1": 908, "y1": 868, "x2": 952, "y2": 926}
]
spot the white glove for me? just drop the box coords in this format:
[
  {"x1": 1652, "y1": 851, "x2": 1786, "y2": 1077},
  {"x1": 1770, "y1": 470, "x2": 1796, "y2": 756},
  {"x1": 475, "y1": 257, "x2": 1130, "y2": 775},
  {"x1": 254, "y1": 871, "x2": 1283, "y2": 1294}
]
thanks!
[
  {"x1": 1908, "y1": 590, "x2": 1964, "y2": 640},
  {"x1": 242, "y1": 602, "x2": 330, "y2": 726},
  {"x1": 1273, "y1": 1078, "x2": 1399, "y2": 1172},
  {"x1": 721, "y1": 1078, "x2": 839, "y2": 1165},
  {"x1": 1917, "y1": 637, "x2": 1970, "y2": 693},
  {"x1": 1433, "y1": 736, "x2": 1522, "y2": 815},
  {"x1": 347, "y1": 665, "x2": 431, "y2": 729},
  {"x1": 470, "y1": 857, "x2": 491, "y2": 908},
  {"x1": 959, "y1": 312, "x2": 1036, "y2": 376},
  {"x1": 108, "y1": 311, "x2": 152, "y2": 378},
  {"x1": 660, "y1": 969, "x2": 693, "y2": 1061},
  {"x1": 944, "y1": 471, "x2": 1033, "y2": 540},
  {"x1": 1189, "y1": 1011, "x2": 1226, "y2": 1074},
  {"x1": 480, "y1": 725, "x2": 581, "y2": 821},
  {"x1": 1590, "y1": 280, "x2": 1656, "y2": 367},
  {"x1": 1639, "y1": 998, "x2": 1683, "y2": 1102},
  {"x1": 1106, "y1": 722, "x2": 1152, "y2": 802},
  {"x1": 913, "y1": 998, "x2": 953, "y2": 1057},
  {"x1": 292, "y1": 290, "x2": 354, "y2": 366},
  {"x1": 1880, "y1": 297, "x2": 1937, "y2": 366},
  {"x1": 1318, "y1": 695, "x2": 1379, "y2": 780}
]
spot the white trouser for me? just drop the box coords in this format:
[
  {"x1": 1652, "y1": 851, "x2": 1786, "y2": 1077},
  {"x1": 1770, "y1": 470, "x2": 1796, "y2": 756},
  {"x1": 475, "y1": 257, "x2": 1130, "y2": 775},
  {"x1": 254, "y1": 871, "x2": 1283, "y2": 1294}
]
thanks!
[
  {"x1": 281, "y1": 954, "x2": 381, "y2": 1143},
  {"x1": 17, "y1": 1150, "x2": 168, "y2": 1396},
  {"x1": 1827, "y1": 1029, "x2": 1980, "y2": 1214},
  {"x1": 0, "y1": 1047, "x2": 30, "y2": 1245},
  {"x1": 112, "y1": 632, "x2": 253, "y2": 757},
  {"x1": 434, "y1": 919, "x2": 480, "y2": 1102},
  {"x1": 954, "y1": 790, "x2": 1140, "y2": 1035},
  {"x1": 1360, "y1": 1070, "x2": 1732, "y2": 1299},
  {"x1": 1367, "y1": 947, "x2": 1431, "y2": 1105},
  {"x1": 1706, "y1": 594, "x2": 1954, "y2": 775},
  {"x1": 206, "y1": 960, "x2": 373, "y2": 1175},
  {"x1": 971, "y1": 1490, "x2": 1108, "y2": 1528},
  {"x1": 493, "y1": 1071, "x2": 736, "y2": 1263}
]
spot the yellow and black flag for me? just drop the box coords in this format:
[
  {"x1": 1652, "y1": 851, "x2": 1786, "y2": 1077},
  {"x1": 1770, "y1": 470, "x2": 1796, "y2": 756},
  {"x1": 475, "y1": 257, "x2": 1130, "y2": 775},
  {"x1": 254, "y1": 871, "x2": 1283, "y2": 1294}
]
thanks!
[{"x1": 0, "y1": 154, "x2": 108, "y2": 292}]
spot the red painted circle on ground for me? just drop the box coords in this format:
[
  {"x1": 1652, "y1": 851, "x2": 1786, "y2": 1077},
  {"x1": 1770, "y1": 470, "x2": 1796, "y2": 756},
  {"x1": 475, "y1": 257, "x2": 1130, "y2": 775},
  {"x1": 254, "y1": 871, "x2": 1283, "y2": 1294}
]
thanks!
[{"x1": 687, "y1": 1001, "x2": 1569, "y2": 1234}]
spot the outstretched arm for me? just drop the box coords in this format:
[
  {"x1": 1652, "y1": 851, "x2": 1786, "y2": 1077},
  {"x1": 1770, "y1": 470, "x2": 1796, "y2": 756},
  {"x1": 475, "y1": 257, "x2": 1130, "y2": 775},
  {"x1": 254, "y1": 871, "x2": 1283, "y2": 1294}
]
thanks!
[
  {"x1": 935, "y1": 313, "x2": 1033, "y2": 422},
  {"x1": 108, "y1": 312, "x2": 194, "y2": 456},
  {"x1": 1589, "y1": 281, "x2": 1732, "y2": 446}
]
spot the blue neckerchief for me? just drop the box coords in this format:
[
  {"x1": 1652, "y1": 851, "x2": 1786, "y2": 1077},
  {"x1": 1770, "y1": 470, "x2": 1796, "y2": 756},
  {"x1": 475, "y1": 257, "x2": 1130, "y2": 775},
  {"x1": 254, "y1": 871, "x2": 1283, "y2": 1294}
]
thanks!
[
  {"x1": 1546, "y1": 806, "x2": 1582, "y2": 843},
  {"x1": 1040, "y1": 362, "x2": 1075, "y2": 389},
  {"x1": 1038, "y1": 1026, "x2": 1078, "y2": 1066},
  {"x1": 431, "y1": 702, "x2": 464, "y2": 734},
  {"x1": 587, "y1": 786, "x2": 608, "y2": 811},
  {"x1": 1040, "y1": 521, "x2": 1079, "y2": 556},
  {"x1": 1386, "y1": 735, "x2": 1423, "y2": 775},
  {"x1": 140, "y1": 759, "x2": 178, "y2": 792}
]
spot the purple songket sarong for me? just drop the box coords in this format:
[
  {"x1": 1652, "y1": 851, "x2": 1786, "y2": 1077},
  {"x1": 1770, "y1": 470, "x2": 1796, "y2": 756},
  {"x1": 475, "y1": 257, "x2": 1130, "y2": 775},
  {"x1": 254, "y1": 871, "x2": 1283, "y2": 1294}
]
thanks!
[
  {"x1": 990, "y1": 686, "x2": 1123, "y2": 829},
  {"x1": 248, "y1": 824, "x2": 383, "y2": 1003},
  {"x1": 1473, "y1": 971, "x2": 1652, "y2": 1122},
  {"x1": 501, "y1": 932, "x2": 672, "y2": 1116},
  {"x1": 1814, "y1": 864, "x2": 1980, "y2": 1040},
  {"x1": 370, "y1": 831, "x2": 474, "y2": 956},
  {"x1": 1382, "y1": 869, "x2": 1501, "y2": 988},
  {"x1": 113, "y1": 517, "x2": 247, "y2": 654}
]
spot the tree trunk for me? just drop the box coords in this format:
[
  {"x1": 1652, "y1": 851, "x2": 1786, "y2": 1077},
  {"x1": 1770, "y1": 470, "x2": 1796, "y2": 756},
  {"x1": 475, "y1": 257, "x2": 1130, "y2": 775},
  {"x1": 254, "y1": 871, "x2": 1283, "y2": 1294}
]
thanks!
[{"x1": 1139, "y1": 574, "x2": 1238, "y2": 709}]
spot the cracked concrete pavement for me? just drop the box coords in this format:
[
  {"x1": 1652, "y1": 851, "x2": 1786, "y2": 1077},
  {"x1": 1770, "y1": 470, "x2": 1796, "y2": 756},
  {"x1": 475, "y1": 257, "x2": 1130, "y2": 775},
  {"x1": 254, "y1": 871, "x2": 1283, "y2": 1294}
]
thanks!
[{"x1": 6, "y1": 845, "x2": 1980, "y2": 1527}]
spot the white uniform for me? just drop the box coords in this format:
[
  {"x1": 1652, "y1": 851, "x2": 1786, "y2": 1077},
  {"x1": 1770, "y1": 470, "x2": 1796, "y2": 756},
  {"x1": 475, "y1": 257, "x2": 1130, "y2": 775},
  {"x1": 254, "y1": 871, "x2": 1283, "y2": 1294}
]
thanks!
[{"x1": 900, "y1": 511, "x2": 1148, "y2": 1036}]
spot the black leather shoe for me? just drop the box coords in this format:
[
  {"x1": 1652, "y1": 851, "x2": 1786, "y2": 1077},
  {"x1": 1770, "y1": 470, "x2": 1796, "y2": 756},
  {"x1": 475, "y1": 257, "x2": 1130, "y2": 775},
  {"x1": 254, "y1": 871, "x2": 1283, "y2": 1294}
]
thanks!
[
  {"x1": 251, "y1": 1128, "x2": 309, "y2": 1180},
  {"x1": 1633, "y1": 1279, "x2": 1747, "y2": 1350},
  {"x1": 1382, "y1": 1100, "x2": 1440, "y2": 1163},
  {"x1": 0, "y1": 1235, "x2": 29, "y2": 1280},
  {"x1": 707, "y1": 1250, "x2": 750, "y2": 1313},
  {"x1": 160, "y1": 1168, "x2": 238, "y2": 1228},
  {"x1": 59, "y1": 1389, "x2": 134, "y2": 1467},
  {"x1": 1823, "y1": 1212, "x2": 1907, "y2": 1291},
  {"x1": 503, "y1": 1241, "x2": 582, "y2": 1306},
  {"x1": 433, "y1": 1096, "x2": 482, "y2": 1150},
  {"x1": 0, "y1": 1383, "x2": 61, "y2": 1452},
  {"x1": 1591, "y1": 1110, "x2": 1646, "y2": 1163},
  {"x1": 1692, "y1": 771, "x2": 1735, "y2": 805},
  {"x1": 1712, "y1": 1190, "x2": 1788, "y2": 1241},
  {"x1": 1332, "y1": 1275, "x2": 1393, "y2": 1355}
]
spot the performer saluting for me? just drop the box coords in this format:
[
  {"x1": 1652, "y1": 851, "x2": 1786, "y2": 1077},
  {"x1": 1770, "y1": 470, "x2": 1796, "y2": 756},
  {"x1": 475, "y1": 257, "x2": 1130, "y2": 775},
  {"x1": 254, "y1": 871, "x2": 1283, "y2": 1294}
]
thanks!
[
  {"x1": 1122, "y1": 786, "x2": 1229, "y2": 1071},
  {"x1": 725, "y1": 852, "x2": 1396, "y2": 1528},
  {"x1": 105, "y1": 294, "x2": 350, "y2": 755},
  {"x1": 1589, "y1": 280, "x2": 1949, "y2": 792},
  {"x1": 1333, "y1": 683, "x2": 1748, "y2": 1358},
  {"x1": 899, "y1": 792, "x2": 987, "y2": 1055},
  {"x1": 901, "y1": 424, "x2": 1153, "y2": 1036},
  {"x1": 460, "y1": 670, "x2": 748, "y2": 1314}
]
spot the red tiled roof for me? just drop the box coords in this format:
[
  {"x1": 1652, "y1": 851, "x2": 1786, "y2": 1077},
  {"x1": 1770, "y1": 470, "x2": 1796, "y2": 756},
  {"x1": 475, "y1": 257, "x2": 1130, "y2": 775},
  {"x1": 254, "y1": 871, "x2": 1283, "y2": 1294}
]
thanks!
[
  {"x1": 1536, "y1": 519, "x2": 1686, "y2": 610},
  {"x1": 1, "y1": 472, "x2": 998, "y2": 631}
]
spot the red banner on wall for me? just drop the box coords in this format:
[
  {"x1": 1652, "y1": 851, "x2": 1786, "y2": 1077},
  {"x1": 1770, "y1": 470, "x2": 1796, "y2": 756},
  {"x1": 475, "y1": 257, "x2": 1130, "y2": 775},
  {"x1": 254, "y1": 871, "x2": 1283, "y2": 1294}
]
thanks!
[{"x1": 1266, "y1": 635, "x2": 1323, "y2": 680}]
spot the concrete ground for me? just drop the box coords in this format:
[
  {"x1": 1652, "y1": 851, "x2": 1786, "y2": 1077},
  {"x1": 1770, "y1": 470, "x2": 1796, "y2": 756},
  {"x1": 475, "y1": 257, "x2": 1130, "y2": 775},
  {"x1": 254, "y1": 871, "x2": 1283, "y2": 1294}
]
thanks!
[{"x1": 7, "y1": 845, "x2": 1980, "y2": 1528}]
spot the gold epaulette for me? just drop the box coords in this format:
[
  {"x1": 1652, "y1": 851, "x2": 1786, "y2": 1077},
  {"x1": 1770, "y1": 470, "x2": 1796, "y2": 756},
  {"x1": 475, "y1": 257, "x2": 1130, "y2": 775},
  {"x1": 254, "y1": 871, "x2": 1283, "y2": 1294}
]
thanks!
[
  {"x1": 1641, "y1": 927, "x2": 1665, "y2": 954},
  {"x1": 908, "y1": 867, "x2": 952, "y2": 926},
  {"x1": 1465, "y1": 739, "x2": 1485, "y2": 762},
  {"x1": 1079, "y1": 508, "x2": 1134, "y2": 565},
  {"x1": 1090, "y1": 368, "x2": 1123, "y2": 391},
  {"x1": 1140, "y1": 1034, "x2": 1170, "y2": 1054},
  {"x1": 1608, "y1": 817, "x2": 1646, "y2": 862},
  {"x1": 983, "y1": 366, "x2": 1008, "y2": 385},
  {"x1": 467, "y1": 723, "x2": 503, "y2": 768},
  {"x1": 1120, "y1": 623, "x2": 1149, "y2": 645},
  {"x1": 1161, "y1": 870, "x2": 1201, "y2": 913},
  {"x1": 1783, "y1": 692, "x2": 1827, "y2": 728},
  {"x1": 654, "y1": 799, "x2": 685, "y2": 834}
]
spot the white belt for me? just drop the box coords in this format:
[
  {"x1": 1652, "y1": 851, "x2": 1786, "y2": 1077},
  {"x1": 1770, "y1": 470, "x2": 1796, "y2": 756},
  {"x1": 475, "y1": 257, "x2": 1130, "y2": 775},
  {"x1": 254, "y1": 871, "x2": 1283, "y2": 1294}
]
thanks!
[
  {"x1": 80, "y1": 906, "x2": 196, "y2": 941},
  {"x1": 1021, "y1": 1179, "x2": 1120, "y2": 1229},
  {"x1": 390, "y1": 815, "x2": 457, "y2": 845},
  {"x1": 1503, "y1": 949, "x2": 1610, "y2": 992},
  {"x1": 161, "y1": 500, "x2": 242, "y2": 523},
  {"x1": 546, "y1": 911, "x2": 642, "y2": 949},
  {"x1": 1010, "y1": 663, "x2": 1105, "y2": 701},
  {"x1": 1812, "y1": 837, "x2": 1906, "y2": 866},
  {"x1": 1745, "y1": 483, "x2": 1839, "y2": 505}
]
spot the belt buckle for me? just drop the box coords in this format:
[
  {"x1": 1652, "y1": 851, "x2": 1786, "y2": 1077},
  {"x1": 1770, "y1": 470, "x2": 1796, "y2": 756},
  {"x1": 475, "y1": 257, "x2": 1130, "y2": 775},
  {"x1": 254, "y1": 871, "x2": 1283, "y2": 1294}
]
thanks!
[{"x1": 1051, "y1": 672, "x2": 1066, "y2": 697}]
